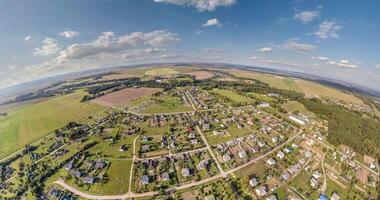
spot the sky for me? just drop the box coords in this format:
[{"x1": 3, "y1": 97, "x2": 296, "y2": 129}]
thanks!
[{"x1": 0, "y1": 0, "x2": 379, "y2": 91}]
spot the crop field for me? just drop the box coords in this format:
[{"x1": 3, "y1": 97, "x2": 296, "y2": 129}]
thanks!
[
  {"x1": 91, "y1": 87, "x2": 161, "y2": 107},
  {"x1": 144, "y1": 67, "x2": 179, "y2": 76},
  {"x1": 140, "y1": 96, "x2": 192, "y2": 114},
  {"x1": 212, "y1": 89, "x2": 255, "y2": 104},
  {"x1": 186, "y1": 70, "x2": 213, "y2": 80},
  {"x1": 295, "y1": 79, "x2": 364, "y2": 105},
  {"x1": 0, "y1": 91, "x2": 106, "y2": 159}
]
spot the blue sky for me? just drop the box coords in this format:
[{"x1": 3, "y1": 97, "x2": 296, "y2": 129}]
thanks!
[{"x1": 0, "y1": 0, "x2": 379, "y2": 91}]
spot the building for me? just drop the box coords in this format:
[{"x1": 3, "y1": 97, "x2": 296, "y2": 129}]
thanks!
[
  {"x1": 280, "y1": 171, "x2": 291, "y2": 181},
  {"x1": 266, "y1": 158, "x2": 276, "y2": 166},
  {"x1": 223, "y1": 154, "x2": 231, "y2": 162},
  {"x1": 289, "y1": 114, "x2": 307, "y2": 125},
  {"x1": 161, "y1": 172, "x2": 170, "y2": 181},
  {"x1": 249, "y1": 177, "x2": 258, "y2": 187},
  {"x1": 181, "y1": 168, "x2": 190, "y2": 177},
  {"x1": 255, "y1": 185, "x2": 268, "y2": 197},
  {"x1": 276, "y1": 151, "x2": 285, "y2": 160},
  {"x1": 141, "y1": 175, "x2": 149, "y2": 185},
  {"x1": 330, "y1": 192, "x2": 340, "y2": 200},
  {"x1": 82, "y1": 176, "x2": 95, "y2": 184},
  {"x1": 310, "y1": 177, "x2": 319, "y2": 188},
  {"x1": 238, "y1": 151, "x2": 247, "y2": 158},
  {"x1": 266, "y1": 195, "x2": 278, "y2": 200},
  {"x1": 258, "y1": 102, "x2": 270, "y2": 108}
]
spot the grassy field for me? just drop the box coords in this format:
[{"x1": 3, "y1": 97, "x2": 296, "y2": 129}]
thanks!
[
  {"x1": 141, "y1": 96, "x2": 192, "y2": 114},
  {"x1": 295, "y1": 79, "x2": 364, "y2": 105},
  {"x1": 229, "y1": 70, "x2": 303, "y2": 93},
  {"x1": 144, "y1": 67, "x2": 179, "y2": 76},
  {"x1": 0, "y1": 91, "x2": 106, "y2": 159},
  {"x1": 246, "y1": 92, "x2": 275, "y2": 102},
  {"x1": 206, "y1": 124, "x2": 253, "y2": 146},
  {"x1": 282, "y1": 101, "x2": 315, "y2": 116},
  {"x1": 86, "y1": 160, "x2": 132, "y2": 195},
  {"x1": 101, "y1": 68, "x2": 147, "y2": 80},
  {"x1": 212, "y1": 89, "x2": 255, "y2": 104}
]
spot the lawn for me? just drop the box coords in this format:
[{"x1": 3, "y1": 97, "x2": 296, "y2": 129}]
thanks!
[
  {"x1": 0, "y1": 91, "x2": 106, "y2": 159},
  {"x1": 212, "y1": 89, "x2": 254, "y2": 104},
  {"x1": 206, "y1": 124, "x2": 253, "y2": 146},
  {"x1": 141, "y1": 96, "x2": 192, "y2": 114},
  {"x1": 144, "y1": 67, "x2": 179, "y2": 76},
  {"x1": 246, "y1": 92, "x2": 275, "y2": 102}
]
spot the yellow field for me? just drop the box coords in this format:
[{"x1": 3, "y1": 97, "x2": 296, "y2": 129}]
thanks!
[
  {"x1": 295, "y1": 79, "x2": 364, "y2": 105},
  {"x1": 144, "y1": 67, "x2": 179, "y2": 76}
]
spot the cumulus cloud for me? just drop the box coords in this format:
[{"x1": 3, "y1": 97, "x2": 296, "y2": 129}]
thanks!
[
  {"x1": 375, "y1": 64, "x2": 380, "y2": 69},
  {"x1": 33, "y1": 37, "x2": 61, "y2": 56},
  {"x1": 294, "y1": 10, "x2": 320, "y2": 23},
  {"x1": 328, "y1": 59, "x2": 358, "y2": 68},
  {"x1": 258, "y1": 47, "x2": 272, "y2": 53},
  {"x1": 154, "y1": 0, "x2": 236, "y2": 12},
  {"x1": 57, "y1": 30, "x2": 181, "y2": 63},
  {"x1": 59, "y1": 30, "x2": 80, "y2": 38},
  {"x1": 202, "y1": 18, "x2": 222, "y2": 28},
  {"x1": 283, "y1": 40, "x2": 316, "y2": 52},
  {"x1": 314, "y1": 20, "x2": 341, "y2": 39},
  {"x1": 24, "y1": 36, "x2": 32, "y2": 42}
]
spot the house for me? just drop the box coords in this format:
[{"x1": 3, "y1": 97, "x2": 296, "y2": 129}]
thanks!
[
  {"x1": 249, "y1": 177, "x2": 258, "y2": 187},
  {"x1": 204, "y1": 194, "x2": 216, "y2": 200},
  {"x1": 255, "y1": 185, "x2": 268, "y2": 197},
  {"x1": 310, "y1": 177, "x2": 319, "y2": 188},
  {"x1": 70, "y1": 170, "x2": 82, "y2": 178},
  {"x1": 181, "y1": 168, "x2": 190, "y2": 177},
  {"x1": 238, "y1": 151, "x2": 247, "y2": 158},
  {"x1": 280, "y1": 171, "x2": 291, "y2": 181},
  {"x1": 82, "y1": 176, "x2": 95, "y2": 184},
  {"x1": 312, "y1": 170, "x2": 322, "y2": 180},
  {"x1": 141, "y1": 145, "x2": 150, "y2": 152},
  {"x1": 119, "y1": 145, "x2": 127, "y2": 152},
  {"x1": 141, "y1": 175, "x2": 149, "y2": 185},
  {"x1": 161, "y1": 172, "x2": 170, "y2": 181},
  {"x1": 257, "y1": 141, "x2": 266, "y2": 148},
  {"x1": 330, "y1": 192, "x2": 340, "y2": 200},
  {"x1": 95, "y1": 161, "x2": 106, "y2": 169},
  {"x1": 223, "y1": 154, "x2": 231, "y2": 162},
  {"x1": 64, "y1": 160, "x2": 74, "y2": 171},
  {"x1": 284, "y1": 146, "x2": 293, "y2": 154},
  {"x1": 271, "y1": 136, "x2": 278, "y2": 143},
  {"x1": 202, "y1": 123, "x2": 210, "y2": 130},
  {"x1": 266, "y1": 158, "x2": 276, "y2": 166},
  {"x1": 190, "y1": 139, "x2": 198, "y2": 145},
  {"x1": 276, "y1": 151, "x2": 285, "y2": 160},
  {"x1": 289, "y1": 114, "x2": 307, "y2": 125},
  {"x1": 266, "y1": 195, "x2": 278, "y2": 200},
  {"x1": 197, "y1": 160, "x2": 209, "y2": 170}
]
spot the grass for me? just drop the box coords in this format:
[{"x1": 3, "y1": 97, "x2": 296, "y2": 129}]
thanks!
[
  {"x1": 0, "y1": 91, "x2": 106, "y2": 159},
  {"x1": 141, "y1": 96, "x2": 192, "y2": 114},
  {"x1": 212, "y1": 89, "x2": 254, "y2": 104},
  {"x1": 206, "y1": 124, "x2": 253, "y2": 146},
  {"x1": 282, "y1": 101, "x2": 315, "y2": 116},
  {"x1": 101, "y1": 68, "x2": 147, "y2": 80},
  {"x1": 295, "y1": 79, "x2": 364, "y2": 105},
  {"x1": 144, "y1": 67, "x2": 179, "y2": 76},
  {"x1": 230, "y1": 70, "x2": 302, "y2": 92},
  {"x1": 86, "y1": 160, "x2": 132, "y2": 195},
  {"x1": 246, "y1": 92, "x2": 274, "y2": 102}
]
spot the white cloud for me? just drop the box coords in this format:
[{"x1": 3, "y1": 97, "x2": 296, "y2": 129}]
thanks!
[
  {"x1": 312, "y1": 56, "x2": 329, "y2": 61},
  {"x1": 57, "y1": 30, "x2": 181, "y2": 63},
  {"x1": 195, "y1": 30, "x2": 203, "y2": 35},
  {"x1": 7, "y1": 65, "x2": 16, "y2": 70},
  {"x1": 258, "y1": 47, "x2": 272, "y2": 53},
  {"x1": 284, "y1": 40, "x2": 316, "y2": 52},
  {"x1": 203, "y1": 48, "x2": 226, "y2": 53},
  {"x1": 24, "y1": 36, "x2": 32, "y2": 42},
  {"x1": 314, "y1": 20, "x2": 341, "y2": 39},
  {"x1": 33, "y1": 37, "x2": 61, "y2": 56},
  {"x1": 375, "y1": 64, "x2": 380, "y2": 69},
  {"x1": 294, "y1": 10, "x2": 320, "y2": 23},
  {"x1": 59, "y1": 30, "x2": 80, "y2": 38},
  {"x1": 154, "y1": 0, "x2": 236, "y2": 12},
  {"x1": 328, "y1": 59, "x2": 358, "y2": 68},
  {"x1": 202, "y1": 18, "x2": 222, "y2": 28},
  {"x1": 249, "y1": 56, "x2": 258, "y2": 60}
]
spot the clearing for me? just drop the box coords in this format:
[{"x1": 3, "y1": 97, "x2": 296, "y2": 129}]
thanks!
[
  {"x1": 0, "y1": 91, "x2": 106, "y2": 159},
  {"x1": 186, "y1": 71, "x2": 213, "y2": 80},
  {"x1": 91, "y1": 87, "x2": 161, "y2": 107},
  {"x1": 212, "y1": 89, "x2": 254, "y2": 104}
]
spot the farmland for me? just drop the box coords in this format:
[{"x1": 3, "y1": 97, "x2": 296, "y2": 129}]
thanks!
[
  {"x1": 0, "y1": 91, "x2": 106, "y2": 159},
  {"x1": 186, "y1": 70, "x2": 213, "y2": 80},
  {"x1": 91, "y1": 87, "x2": 161, "y2": 107},
  {"x1": 144, "y1": 67, "x2": 179, "y2": 76},
  {"x1": 211, "y1": 89, "x2": 254, "y2": 104}
]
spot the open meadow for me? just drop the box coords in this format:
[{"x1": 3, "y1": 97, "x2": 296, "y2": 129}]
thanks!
[{"x1": 0, "y1": 91, "x2": 106, "y2": 159}]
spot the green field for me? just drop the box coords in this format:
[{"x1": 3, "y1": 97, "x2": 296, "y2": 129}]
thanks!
[
  {"x1": 141, "y1": 96, "x2": 192, "y2": 114},
  {"x1": 0, "y1": 91, "x2": 106, "y2": 159},
  {"x1": 212, "y1": 89, "x2": 255, "y2": 104},
  {"x1": 206, "y1": 124, "x2": 253, "y2": 146},
  {"x1": 144, "y1": 67, "x2": 179, "y2": 76},
  {"x1": 282, "y1": 101, "x2": 315, "y2": 116}
]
